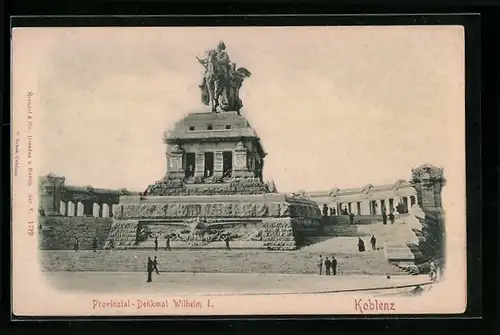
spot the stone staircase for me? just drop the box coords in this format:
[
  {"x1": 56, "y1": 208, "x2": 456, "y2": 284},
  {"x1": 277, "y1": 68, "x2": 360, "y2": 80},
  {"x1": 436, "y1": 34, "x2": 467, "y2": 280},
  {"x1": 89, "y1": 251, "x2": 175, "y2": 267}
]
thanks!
[
  {"x1": 305, "y1": 218, "x2": 422, "y2": 273},
  {"x1": 39, "y1": 216, "x2": 113, "y2": 250},
  {"x1": 40, "y1": 249, "x2": 408, "y2": 275}
]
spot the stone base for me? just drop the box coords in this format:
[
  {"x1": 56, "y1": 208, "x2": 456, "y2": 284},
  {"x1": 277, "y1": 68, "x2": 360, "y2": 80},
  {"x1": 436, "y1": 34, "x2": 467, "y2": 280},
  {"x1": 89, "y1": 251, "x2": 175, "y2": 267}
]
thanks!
[
  {"x1": 145, "y1": 176, "x2": 271, "y2": 196},
  {"x1": 107, "y1": 194, "x2": 321, "y2": 251}
]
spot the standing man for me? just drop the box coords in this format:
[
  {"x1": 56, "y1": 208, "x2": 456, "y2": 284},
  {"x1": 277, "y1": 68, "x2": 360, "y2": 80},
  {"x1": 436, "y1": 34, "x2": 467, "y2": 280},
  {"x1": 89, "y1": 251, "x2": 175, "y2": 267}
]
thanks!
[
  {"x1": 331, "y1": 256, "x2": 337, "y2": 275},
  {"x1": 154, "y1": 235, "x2": 159, "y2": 251},
  {"x1": 429, "y1": 259, "x2": 437, "y2": 281},
  {"x1": 324, "y1": 257, "x2": 331, "y2": 275},
  {"x1": 146, "y1": 257, "x2": 154, "y2": 283},
  {"x1": 165, "y1": 235, "x2": 171, "y2": 251},
  {"x1": 225, "y1": 235, "x2": 231, "y2": 251},
  {"x1": 153, "y1": 256, "x2": 160, "y2": 275},
  {"x1": 92, "y1": 236, "x2": 98, "y2": 252},
  {"x1": 370, "y1": 235, "x2": 377, "y2": 250},
  {"x1": 73, "y1": 237, "x2": 79, "y2": 251},
  {"x1": 349, "y1": 212, "x2": 355, "y2": 225},
  {"x1": 317, "y1": 255, "x2": 323, "y2": 275},
  {"x1": 382, "y1": 211, "x2": 388, "y2": 225},
  {"x1": 389, "y1": 212, "x2": 395, "y2": 225}
]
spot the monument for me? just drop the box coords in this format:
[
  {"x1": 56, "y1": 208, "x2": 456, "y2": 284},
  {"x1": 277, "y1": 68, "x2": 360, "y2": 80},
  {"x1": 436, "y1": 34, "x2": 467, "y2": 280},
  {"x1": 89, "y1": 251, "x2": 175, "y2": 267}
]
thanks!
[{"x1": 106, "y1": 41, "x2": 321, "y2": 250}]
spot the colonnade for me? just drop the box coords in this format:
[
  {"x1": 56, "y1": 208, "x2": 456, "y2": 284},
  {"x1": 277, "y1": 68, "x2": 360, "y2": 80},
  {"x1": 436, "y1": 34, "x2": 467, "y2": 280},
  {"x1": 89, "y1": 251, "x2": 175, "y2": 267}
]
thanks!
[
  {"x1": 58, "y1": 200, "x2": 117, "y2": 218},
  {"x1": 328, "y1": 195, "x2": 416, "y2": 216}
]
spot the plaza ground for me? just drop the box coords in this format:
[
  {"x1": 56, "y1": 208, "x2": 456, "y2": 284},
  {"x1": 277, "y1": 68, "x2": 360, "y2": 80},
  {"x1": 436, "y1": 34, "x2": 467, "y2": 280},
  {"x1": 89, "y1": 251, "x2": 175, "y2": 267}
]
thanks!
[{"x1": 43, "y1": 271, "x2": 431, "y2": 296}]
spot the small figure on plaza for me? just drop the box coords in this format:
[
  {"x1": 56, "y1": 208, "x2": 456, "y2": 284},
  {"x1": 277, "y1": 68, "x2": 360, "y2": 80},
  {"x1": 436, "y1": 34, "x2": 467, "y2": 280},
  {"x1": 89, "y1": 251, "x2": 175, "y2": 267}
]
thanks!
[
  {"x1": 389, "y1": 212, "x2": 395, "y2": 224},
  {"x1": 324, "y1": 257, "x2": 331, "y2": 275},
  {"x1": 358, "y1": 238, "x2": 365, "y2": 252},
  {"x1": 146, "y1": 257, "x2": 154, "y2": 283},
  {"x1": 429, "y1": 259, "x2": 437, "y2": 282},
  {"x1": 165, "y1": 235, "x2": 171, "y2": 251},
  {"x1": 92, "y1": 236, "x2": 98, "y2": 252},
  {"x1": 331, "y1": 256, "x2": 337, "y2": 275},
  {"x1": 370, "y1": 235, "x2": 377, "y2": 250},
  {"x1": 317, "y1": 255, "x2": 323, "y2": 275},
  {"x1": 153, "y1": 256, "x2": 160, "y2": 275},
  {"x1": 73, "y1": 237, "x2": 79, "y2": 251},
  {"x1": 197, "y1": 41, "x2": 252, "y2": 113}
]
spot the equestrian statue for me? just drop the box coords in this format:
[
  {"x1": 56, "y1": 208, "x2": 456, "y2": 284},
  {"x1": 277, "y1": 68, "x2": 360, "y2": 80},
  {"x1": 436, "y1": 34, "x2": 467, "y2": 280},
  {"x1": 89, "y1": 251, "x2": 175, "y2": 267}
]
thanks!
[{"x1": 197, "y1": 41, "x2": 252, "y2": 113}]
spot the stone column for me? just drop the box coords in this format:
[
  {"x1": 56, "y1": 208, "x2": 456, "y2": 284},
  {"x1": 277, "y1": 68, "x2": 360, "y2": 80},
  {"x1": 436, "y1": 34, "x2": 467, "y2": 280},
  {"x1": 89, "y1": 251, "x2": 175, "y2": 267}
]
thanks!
[
  {"x1": 194, "y1": 152, "x2": 205, "y2": 177},
  {"x1": 60, "y1": 201, "x2": 66, "y2": 216},
  {"x1": 410, "y1": 164, "x2": 446, "y2": 270},
  {"x1": 361, "y1": 200, "x2": 370, "y2": 215},
  {"x1": 213, "y1": 151, "x2": 224, "y2": 177},
  {"x1": 98, "y1": 203, "x2": 104, "y2": 218}
]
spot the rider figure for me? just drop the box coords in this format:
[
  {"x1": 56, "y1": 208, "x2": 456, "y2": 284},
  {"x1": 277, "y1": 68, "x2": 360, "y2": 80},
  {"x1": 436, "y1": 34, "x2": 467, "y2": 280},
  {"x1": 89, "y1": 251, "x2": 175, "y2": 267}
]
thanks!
[{"x1": 198, "y1": 41, "x2": 232, "y2": 88}]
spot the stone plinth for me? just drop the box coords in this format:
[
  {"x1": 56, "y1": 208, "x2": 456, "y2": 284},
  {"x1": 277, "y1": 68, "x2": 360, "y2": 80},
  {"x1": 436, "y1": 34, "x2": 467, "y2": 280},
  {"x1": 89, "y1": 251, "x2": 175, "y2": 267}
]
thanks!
[
  {"x1": 39, "y1": 173, "x2": 66, "y2": 216},
  {"x1": 107, "y1": 194, "x2": 321, "y2": 250},
  {"x1": 410, "y1": 164, "x2": 446, "y2": 268}
]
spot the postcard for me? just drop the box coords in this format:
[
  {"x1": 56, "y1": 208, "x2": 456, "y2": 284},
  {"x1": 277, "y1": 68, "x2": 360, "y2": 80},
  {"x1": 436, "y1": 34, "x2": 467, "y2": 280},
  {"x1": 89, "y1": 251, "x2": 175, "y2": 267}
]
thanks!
[{"x1": 11, "y1": 25, "x2": 467, "y2": 316}]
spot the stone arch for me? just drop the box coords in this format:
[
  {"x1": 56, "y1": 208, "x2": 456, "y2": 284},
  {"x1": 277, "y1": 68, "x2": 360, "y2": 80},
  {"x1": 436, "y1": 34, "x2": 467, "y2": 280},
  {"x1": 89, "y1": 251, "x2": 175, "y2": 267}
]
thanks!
[
  {"x1": 67, "y1": 201, "x2": 75, "y2": 217},
  {"x1": 76, "y1": 202, "x2": 84, "y2": 216},
  {"x1": 93, "y1": 203, "x2": 100, "y2": 217}
]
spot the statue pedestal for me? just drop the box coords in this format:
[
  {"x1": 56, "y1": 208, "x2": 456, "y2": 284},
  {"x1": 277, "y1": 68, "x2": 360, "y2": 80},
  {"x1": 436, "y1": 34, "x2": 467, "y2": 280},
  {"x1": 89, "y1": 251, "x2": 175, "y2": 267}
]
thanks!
[{"x1": 109, "y1": 194, "x2": 321, "y2": 250}]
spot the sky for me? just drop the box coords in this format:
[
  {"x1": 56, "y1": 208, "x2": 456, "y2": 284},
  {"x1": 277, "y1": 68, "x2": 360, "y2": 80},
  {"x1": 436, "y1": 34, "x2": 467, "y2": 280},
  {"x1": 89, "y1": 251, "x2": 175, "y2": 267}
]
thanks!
[{"x1": 14, "y1": 26, "x2": 465, "y2": 193}]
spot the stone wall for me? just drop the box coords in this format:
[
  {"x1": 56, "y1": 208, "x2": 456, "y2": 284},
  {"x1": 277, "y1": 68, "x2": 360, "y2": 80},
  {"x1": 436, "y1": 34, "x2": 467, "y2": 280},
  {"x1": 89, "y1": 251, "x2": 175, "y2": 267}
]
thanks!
[
  {"x1": 39, "y1": 216, "x2": 113, "y2": 250},
  {"x1": 104, "y1": 220, "x2": 140, "y2": 249},
  {"x1": 111, "y1": 194, "x2": 321, "y2": 250},
  {"x1": 113, "y1": 198, "x2": 320, "y2": 220}
]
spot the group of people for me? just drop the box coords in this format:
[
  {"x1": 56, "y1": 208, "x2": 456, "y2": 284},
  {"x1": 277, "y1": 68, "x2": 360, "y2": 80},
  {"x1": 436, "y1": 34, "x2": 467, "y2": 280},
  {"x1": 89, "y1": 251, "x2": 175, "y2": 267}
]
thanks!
[
  {"x1": 382, "y1": 211, "x2": 396, "y2": 225},
  {"x1": 317, "y1": 255, "x2": 338, "y2": 275},
  {"x1": 146, "y1": 256, "x2": 160, "y2": 282},
  {"x1": 73, "y1": 236, "x2": 101, "y2": 252},
  {"x1": 428, "y1": 259, "x2": 442, "y2": 282},
  {"x1": 154, "y1": 235, "x2": 171, "y2": 251},
  {"x1": 356, "y1": 235, "x2": 378, "y2": 252}
]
